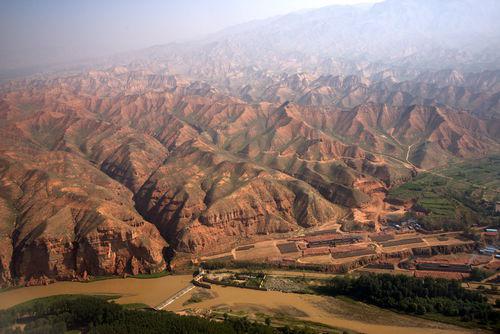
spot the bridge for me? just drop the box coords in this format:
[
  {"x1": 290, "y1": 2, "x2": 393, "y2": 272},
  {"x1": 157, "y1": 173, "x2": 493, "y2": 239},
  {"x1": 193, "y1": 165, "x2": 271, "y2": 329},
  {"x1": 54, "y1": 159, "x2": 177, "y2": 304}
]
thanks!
[{"x1": 154, "y1": 269, "x2": 205, "y2": 310}]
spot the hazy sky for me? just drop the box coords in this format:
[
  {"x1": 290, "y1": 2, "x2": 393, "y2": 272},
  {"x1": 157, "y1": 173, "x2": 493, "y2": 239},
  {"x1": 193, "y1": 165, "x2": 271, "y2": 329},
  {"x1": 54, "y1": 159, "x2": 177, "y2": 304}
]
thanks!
[{"x1": 0, "y1": 0, "x2": 382, "y2": 71}]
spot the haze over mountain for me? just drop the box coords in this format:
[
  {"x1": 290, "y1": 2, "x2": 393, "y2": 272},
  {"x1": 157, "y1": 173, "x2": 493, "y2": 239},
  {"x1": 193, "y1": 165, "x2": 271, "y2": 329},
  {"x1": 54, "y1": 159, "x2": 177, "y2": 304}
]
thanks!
[
  {"x1": 0, "y1": 0, "x2": 381, "y2": 77},
  {"x1": 0, "y1": 0, "x2": 499, "y2": 287},
  {"x1": 132, "y1": 0, "x2": 500, "y2": 75}
]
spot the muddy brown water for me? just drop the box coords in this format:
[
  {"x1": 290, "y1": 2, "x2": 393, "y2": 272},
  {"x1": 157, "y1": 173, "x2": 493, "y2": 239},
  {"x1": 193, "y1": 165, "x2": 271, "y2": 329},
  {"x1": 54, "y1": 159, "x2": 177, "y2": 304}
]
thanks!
[
  {"x1": 0, "y1": 275, "x2": 192, "y2": 309},
  {"x1": 0, "y1": 276, "x2": 481, "y2": 334},
  {"x1": 167, "y1": 285, "x2": 477, "y2": 334}
]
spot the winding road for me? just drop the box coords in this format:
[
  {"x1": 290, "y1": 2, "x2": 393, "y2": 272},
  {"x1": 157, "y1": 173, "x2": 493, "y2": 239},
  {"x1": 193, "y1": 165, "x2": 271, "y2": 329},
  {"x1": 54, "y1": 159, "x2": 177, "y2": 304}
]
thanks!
[{"x1": 405, "y1": 143, "x2": 414, "y2": 164}]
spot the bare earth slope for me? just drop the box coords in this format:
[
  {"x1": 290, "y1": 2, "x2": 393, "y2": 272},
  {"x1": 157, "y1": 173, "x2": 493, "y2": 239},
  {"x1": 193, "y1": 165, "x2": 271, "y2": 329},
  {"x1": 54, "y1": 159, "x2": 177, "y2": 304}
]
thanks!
[{"x1": 0, "y1": 66, "x2": 499, "y2": 286}]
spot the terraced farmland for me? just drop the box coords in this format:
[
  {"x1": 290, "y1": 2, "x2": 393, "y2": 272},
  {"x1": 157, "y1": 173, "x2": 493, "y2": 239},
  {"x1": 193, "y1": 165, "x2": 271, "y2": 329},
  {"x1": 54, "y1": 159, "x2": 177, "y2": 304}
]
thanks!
[
  {"x1": 388, "y1": 155, "x2": 500, "y2": 230},
  {"x1": 331, "y1": 248, "x2": 376, "y2": 259},
  {"x1": 277, "y1": 242, "x2": 299, "y2": 254},
  {"x1": 236, "y1": 245, "x2": 255, "y2": 251},
  {"x1": 370, "y1": 234, "x2": 395, "y2": 242},
  {"x1": 381, "y1": 237, "x2": 424, "y2": 248}
]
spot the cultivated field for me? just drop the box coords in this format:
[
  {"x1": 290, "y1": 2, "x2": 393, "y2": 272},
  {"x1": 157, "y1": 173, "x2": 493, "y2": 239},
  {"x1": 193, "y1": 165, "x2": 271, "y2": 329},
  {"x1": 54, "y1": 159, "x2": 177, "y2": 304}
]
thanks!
[
  {"x1": 423, "y1": 253, "x2": 492, "y2": 266},
  {"x1": 277, "y1": 242, "x2": 299, "y2": 254},
  {"x1": 388, "y1": 156, "x2": 500, "y2": 230},
  {"x1": 200, "y1": 229, "x2": 479, "y2": 273},
  {"x1": 414, "y1": 271, "x2": 469, "y2": 280},
  {"x1": 424, "y1": 235, "x2": 474, "y2": 247},
  {"x1": 370, "y1": 234, "x2": 395, "y2": 242},
  {"x1": 298, "y1": 254, "x2": 333, "y2": 264},
  {"x1": 232, "y1": 239, "x2": 282, "y2": 261},
  {"x1": 381, "y1": 237, "x2": 424, "y2": 248}
]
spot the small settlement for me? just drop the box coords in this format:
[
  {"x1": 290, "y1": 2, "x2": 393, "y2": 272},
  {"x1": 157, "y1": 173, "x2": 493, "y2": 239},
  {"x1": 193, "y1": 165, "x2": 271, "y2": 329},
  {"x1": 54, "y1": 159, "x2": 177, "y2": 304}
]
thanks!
[{"x1": 198, "y1": 226, "x2": 500, "y2": 284}]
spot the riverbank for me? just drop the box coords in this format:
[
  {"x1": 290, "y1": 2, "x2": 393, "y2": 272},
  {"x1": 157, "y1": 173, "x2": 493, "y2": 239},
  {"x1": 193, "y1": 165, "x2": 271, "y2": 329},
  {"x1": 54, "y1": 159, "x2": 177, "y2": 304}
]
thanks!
[
  {"x1": 0, "y1": 274, "x2": 193, "y2": 309},
  {"x1": 165, "y1": 284, "x2": 479, "y2": 334}
]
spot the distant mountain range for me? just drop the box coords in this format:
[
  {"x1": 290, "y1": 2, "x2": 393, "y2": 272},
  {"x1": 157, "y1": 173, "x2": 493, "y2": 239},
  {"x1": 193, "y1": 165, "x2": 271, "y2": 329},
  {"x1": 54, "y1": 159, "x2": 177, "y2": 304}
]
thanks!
[{"x1": 126, "y1": 0, "x2": 500, "y2": 77}]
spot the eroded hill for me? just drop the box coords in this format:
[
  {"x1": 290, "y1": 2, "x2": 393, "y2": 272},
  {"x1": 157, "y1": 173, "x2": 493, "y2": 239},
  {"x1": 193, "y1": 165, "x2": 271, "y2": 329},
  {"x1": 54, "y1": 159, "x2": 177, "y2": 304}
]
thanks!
[{"x1": 0, "y1": 67, "x2": 499, "y2": 286}]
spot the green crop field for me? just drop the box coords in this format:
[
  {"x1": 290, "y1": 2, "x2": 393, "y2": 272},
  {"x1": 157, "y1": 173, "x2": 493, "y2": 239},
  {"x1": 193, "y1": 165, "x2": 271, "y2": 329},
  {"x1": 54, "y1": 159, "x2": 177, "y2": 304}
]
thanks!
[{"x1": 389, "y1": 155, "x2": 500, "y2": 230}]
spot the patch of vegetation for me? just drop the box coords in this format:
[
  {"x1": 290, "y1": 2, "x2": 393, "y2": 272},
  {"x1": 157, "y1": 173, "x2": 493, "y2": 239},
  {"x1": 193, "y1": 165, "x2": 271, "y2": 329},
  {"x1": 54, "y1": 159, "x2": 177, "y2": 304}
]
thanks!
[
  {"x1": 317, "y1": 273, "x2": 499, "y2": 330},
  {"x1": 341, "y1": 220, "x2": 375, "y2": 232},
  {"x1": 130, "y1": 271, "x2": 172, "y2": 279},
  {"x1": 210, "y1": 271, "x2": 267, "y2": 290},
  {"x1": 85, "y1": 270, "x2": 171, "y2": 282},
  {"x1": 0, "y1": 285, "x2": 20, "y2": 294},
  {"x1": 211, "y1": 308, "x2": 348, "y2": 334},
  {"x1": 468, "y1": 268, "x2": 494, "y2": 282},
  {"x1": 201, "y1": 260, "x2": 328, "y2": 273},
  {"x1": 389, "y1": 155, "x2": 500, "y2": 230},
  {"x1": 17, "y1": 103, "x2": 39, "y2": 112},
  {"x1": 183, "y1": 289, "x2": 215, "y2": 305},
  {"x1": 0, "y1": 295, "x2": 317, "y2": 334},
  {"x1": 122, "y1": 303, "x2": 150, "y2": 310},
  {"x1": 263, "y1": 275, "x2": 328, "y2": 294}
]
